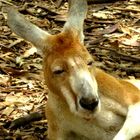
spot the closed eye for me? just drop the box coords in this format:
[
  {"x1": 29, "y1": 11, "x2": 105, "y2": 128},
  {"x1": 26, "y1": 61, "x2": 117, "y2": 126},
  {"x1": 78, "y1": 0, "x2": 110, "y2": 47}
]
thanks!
[
  {"x1": 53, "y1": 69, "x2": 65, "y2": 75},
  {"x1": 87, "y1": 61, "x2": 93, "y2": 66}
]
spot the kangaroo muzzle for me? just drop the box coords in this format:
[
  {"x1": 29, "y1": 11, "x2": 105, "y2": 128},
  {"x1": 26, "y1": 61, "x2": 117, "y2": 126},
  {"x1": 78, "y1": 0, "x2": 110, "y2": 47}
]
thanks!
[{"x1": 70, "y1": 70, "x2": 99, "y2": 111}]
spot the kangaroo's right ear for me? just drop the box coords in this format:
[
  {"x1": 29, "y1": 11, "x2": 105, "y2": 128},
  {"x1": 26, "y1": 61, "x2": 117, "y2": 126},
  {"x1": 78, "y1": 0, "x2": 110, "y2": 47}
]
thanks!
[{"x1": 7, "y1": 7, "x2": 51, "y2": 54}]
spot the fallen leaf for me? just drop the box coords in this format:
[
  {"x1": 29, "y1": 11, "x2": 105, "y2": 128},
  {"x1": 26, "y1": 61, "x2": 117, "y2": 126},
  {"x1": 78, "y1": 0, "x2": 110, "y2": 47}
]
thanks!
[
  {"x1": 92, "y1": 11, "x2": 115, "y2": 20},
  {"x1": 5, "y1": 95, "x2": 30, "y2": 105},
  {"x1": 2, "y1": 106, "x2": 14, "y2": 116},
  {"x1": 118, "y1": 24, "x2": 131, "y2": 35},
  {"x1": 121, "y1": 35, "x2": 140, "y2": 47},
  {"x1": 23, "y1": 47, "x2": 37, "y2": 58}
]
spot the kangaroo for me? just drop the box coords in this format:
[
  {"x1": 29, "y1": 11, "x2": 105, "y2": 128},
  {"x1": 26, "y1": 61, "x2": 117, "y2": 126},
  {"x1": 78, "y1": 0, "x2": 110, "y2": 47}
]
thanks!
[{"x1": 7, "y1": 0, "x2": 140, "y2": 139}]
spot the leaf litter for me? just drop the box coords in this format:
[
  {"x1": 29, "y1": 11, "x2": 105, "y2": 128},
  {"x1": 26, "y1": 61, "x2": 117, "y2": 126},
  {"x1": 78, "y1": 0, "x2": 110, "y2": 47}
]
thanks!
[{"x1": 0, "y1": 0, "x2": 140, "y2": 139}]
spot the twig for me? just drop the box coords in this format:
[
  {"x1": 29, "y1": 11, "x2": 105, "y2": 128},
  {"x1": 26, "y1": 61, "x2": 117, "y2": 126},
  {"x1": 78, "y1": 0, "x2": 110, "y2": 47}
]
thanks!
[
  {"x1": 0, "y1": 87, "x2": 33, "y2": 94},
  {"x1": 0, "y1": 0, "x2": 14, "y2": 6},
  {"x1": 8, "y1": 39, "x2": 24, "y2": 48},
  {"x1": 55, "y1": 0, "x2": 64, "y2": 8},
  {"x1": 36, "y1": 4, "x2": 58, "y2": 16},
  {"x1": 118, "y1": 66, "x2": 140, "y2": 73},
  {"x1": 0, "y1": 105, "x2": 7, "y2": 111},
  {"x1": 10, "y1": 112, "x2": 43, "y2": 129},
  {"x1": 112, "y1": 7, "x2": 140, "y2": 13},
  {"x1": 33, "y1": 119, "x2": 48, "y2": 125},
  {"x1": 88, "y1": 45, "x2": 140, "y2": 62}
]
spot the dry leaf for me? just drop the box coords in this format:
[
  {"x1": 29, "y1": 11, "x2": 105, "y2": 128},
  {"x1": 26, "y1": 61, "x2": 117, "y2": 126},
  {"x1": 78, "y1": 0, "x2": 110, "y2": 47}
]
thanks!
[
  {"x1": 121, "y1": 35, "x2": 140, "y2": 47},
  {"x1": 118, "y1": 24, "x2": 131, "y2": 35},
  {"x1": 5, "y1": 95, "x2": 30, "y2": 105},
  {"x1": 2, "y1": 106, "x2": 14, "y2": 116},
  {"x1": 93, "y1": 11, "x2": 115, "y2": 20},
  {"x1": 23, "y1": 47, "x2": 37, "y2": 58}
]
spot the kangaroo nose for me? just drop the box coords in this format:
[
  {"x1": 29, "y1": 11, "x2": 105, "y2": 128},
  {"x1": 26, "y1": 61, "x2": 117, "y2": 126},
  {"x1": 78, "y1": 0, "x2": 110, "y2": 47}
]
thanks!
[{"x1": 79, "y1": 97, "x2": 99, "y2": 111}]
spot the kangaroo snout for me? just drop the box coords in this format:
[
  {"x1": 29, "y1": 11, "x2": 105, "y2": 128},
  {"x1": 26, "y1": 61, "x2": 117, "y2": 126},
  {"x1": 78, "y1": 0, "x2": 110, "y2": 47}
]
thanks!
[{"x1": 79, "y1": 97, "x2": 99, "y2": 111}]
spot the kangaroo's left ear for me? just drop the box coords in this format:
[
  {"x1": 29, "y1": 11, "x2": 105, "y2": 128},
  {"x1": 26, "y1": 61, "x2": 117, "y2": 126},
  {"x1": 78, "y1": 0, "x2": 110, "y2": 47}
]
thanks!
[
  {"x1": 63, "y1": 0, "x2": 88, "y2": 44},
  {"x1": 7, "y1": 7, "x2": 52, "y2": 55}
]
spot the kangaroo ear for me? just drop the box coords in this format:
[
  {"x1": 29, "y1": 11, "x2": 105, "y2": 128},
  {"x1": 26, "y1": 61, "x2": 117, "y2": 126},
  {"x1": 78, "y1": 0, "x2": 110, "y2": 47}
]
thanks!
[
  {"x1": 7, "y1": 7, "x2": 51, "y2": 55},
  {"x1": 63, "y1": 0, "x2": 88, "y2": 44}
]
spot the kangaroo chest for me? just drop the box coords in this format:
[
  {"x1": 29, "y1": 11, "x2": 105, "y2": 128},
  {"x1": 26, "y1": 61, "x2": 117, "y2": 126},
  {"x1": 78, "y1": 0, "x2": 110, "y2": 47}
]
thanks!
[
  {"x1": 63, "y1": 98, "x2": 126, "y2": 140},
  {"x1": 48, "y1": 94, "x2": 127, "y2": 140}
]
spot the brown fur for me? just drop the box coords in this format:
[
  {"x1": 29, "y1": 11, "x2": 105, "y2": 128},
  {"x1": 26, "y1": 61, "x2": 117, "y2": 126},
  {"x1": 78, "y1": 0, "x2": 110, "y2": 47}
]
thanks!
[{"x1": 94, "y1": 68, "x2": 140, "y2": 106}]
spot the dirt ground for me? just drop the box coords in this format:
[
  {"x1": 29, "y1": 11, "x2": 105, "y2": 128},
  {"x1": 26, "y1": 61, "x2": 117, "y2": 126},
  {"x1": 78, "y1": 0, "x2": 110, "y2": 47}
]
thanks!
[{"x1": 0, "y1": 0, "x2": 140, "y2": 139}]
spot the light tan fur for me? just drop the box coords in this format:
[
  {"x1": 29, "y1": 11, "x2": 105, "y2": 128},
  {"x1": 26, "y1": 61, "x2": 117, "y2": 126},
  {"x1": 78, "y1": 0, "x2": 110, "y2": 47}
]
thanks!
[{"x1": 7, "y1": 0, "x2": 140, "y2": 140}]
